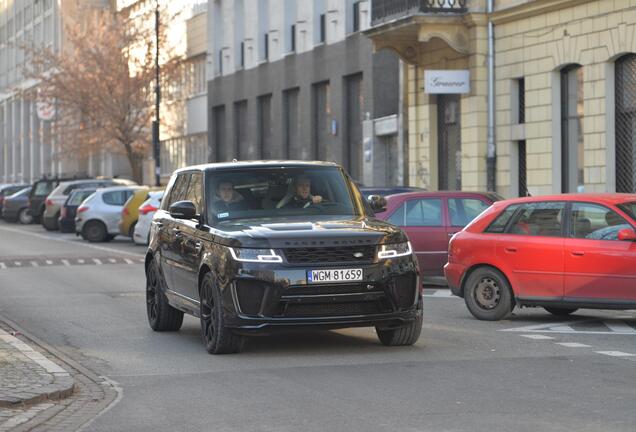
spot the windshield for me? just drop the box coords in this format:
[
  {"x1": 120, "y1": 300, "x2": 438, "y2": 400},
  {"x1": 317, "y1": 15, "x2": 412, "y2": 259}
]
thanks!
[
  {"x1": 205, "y1": 166, "x2": 362, "y2": 223},
  {"x1": 618, "y1": 201, "x2": 636, "y2": 222},
  {"x1": 34, "y1": 181, "x2": 55, "y2": 196},
  {"x1": 68, "y1": 190, "x2": 96, "y2": 206}
]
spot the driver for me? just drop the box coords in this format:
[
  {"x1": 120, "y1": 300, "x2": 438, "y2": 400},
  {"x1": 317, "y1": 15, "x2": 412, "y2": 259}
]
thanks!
[
  {"x1": 282, "y1": 175, "x2": 323, "y2": 209},
  {"x1": 213, "y1": 181, "x2": 248, "y2": 213}
]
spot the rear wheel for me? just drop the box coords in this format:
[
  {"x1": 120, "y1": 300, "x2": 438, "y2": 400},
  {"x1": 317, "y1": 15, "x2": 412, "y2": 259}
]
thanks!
[
  {"x1": 544, "y1": 307, "x2": 578, "y2": 316},
  {"x1": 18, "y1": 208, "x2": 33, "y2": 225},
  {"x1": 82, "y1": 221, "x2": 108, "y2": 242},
  {"x1": 464, "y1": 267, "x2": 514, "y2": 321},
  {"x1": 146, "y1": 260, "x2": 183, "y2": 331},
  {"x1": 200, "y1": 273, "x2": 244, "y2": 354}
]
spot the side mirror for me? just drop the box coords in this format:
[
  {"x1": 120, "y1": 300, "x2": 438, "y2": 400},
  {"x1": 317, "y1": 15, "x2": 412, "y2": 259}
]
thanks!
[
  {"x1": 169, "y1": 200, "x2": 197, "y2": 220},
  {"x1": 617, "y1": 228, "x2": 636, "y2": 241},
  {"x1": 367, "y1": 195, "x2": 387, "y2": 212}
]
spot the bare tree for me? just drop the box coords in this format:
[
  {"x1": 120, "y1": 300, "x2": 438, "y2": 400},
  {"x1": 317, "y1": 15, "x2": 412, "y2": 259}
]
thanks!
[{"x1": 23, "y1": 5, "x2": 181, "y2": 183}]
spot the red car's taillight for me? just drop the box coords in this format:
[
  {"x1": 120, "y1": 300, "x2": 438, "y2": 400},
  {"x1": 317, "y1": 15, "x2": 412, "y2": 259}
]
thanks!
[
  {"x1": 78, "y1": 206, "x2": 89, "y2": 213},
  {"x1": 139, "y1": 204, "x2": 158, "y2": 216}
]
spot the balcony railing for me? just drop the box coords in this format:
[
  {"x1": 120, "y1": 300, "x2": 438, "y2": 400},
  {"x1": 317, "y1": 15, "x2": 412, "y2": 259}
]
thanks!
[{"x1": 371, "y1": 0, "x2": 467, "y2": 26}]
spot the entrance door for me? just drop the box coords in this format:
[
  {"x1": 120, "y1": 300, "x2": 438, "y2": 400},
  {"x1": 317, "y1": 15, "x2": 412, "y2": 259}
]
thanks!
[{"x1": 438, "y1": 94, "x2": 461, "y2": 191}]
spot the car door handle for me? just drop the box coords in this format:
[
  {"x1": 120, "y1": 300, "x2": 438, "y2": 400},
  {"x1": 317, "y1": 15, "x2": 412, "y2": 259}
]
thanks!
[
  {"x1": 505, "y1": 247, "x2": 517, "y2": 253},
  {"x1": 571, "y1": 251, "x2": 585, "y2": 256}
]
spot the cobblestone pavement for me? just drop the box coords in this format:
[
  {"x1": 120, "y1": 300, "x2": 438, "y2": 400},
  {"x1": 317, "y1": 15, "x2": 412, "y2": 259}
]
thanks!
[{"x1": 0, "y1": 320, "x2": 119, "y2": 431}]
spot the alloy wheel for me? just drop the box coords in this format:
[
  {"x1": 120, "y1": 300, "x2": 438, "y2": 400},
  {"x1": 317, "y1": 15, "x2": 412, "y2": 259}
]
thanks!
[{"x1": 200, "y1": 280, "x2": 216, "y2": 345}]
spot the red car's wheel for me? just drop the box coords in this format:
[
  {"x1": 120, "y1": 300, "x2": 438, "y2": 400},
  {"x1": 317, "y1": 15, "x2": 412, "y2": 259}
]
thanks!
[{"x1": 464, "y1": 267, "x2": 514, "y2": 321}]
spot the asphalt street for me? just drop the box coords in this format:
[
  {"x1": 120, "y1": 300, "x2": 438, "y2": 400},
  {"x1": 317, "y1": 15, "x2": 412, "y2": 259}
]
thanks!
[{"x1": 0, "y1": 221, "x2": 635, "y2": 432}]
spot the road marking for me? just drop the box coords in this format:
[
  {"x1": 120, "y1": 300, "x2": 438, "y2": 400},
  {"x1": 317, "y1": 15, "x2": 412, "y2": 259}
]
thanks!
[
  {"x1": 501, "y1": 319, "x2": 636, "y2": 335},
  {"x1": 521, "y1": 334, "x2": 554, "y2": 340},
  {"x1": 556, "y1": 342, "x2": 591, "y2": 348},
  {"x1": 93, "y1": 258, "x2": 103, "y2": 265},
  {"x1": 78, "y1": 259, "x2": 85, "y2": 264},
  {"x1": 61, "y1": 259, "x2": 70, "y2": 267},
  {"x1": 603, "y1": 321, "x2": 636, "y2": 334},
  {"x1": 14, "y1": 261, "x2": 21, "y2": 266},
  {"x1": 423, "y1": 290, "x2": 457, "y2": 298},
  {"x1": 30, "y1": 261, "x2": 39, "y2": 267},
  {"x1": 108, "y1": 258, "x2": 117, "y2": 263},
  {"x1": 46, "y1": 260, "x2": 53, "y2": 265},
  {"x1": 124, "y1": 258, "x2": 134, "y2": 264},
  {"x1": 595, "y1": 351, "x2": 636, "y2": 357},
  {"x1": 0, "y1": 262, "x2": 5, "y2": 269}
]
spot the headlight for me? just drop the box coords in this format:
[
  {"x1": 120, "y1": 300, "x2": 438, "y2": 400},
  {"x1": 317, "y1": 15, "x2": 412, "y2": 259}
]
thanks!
[
  {"x1": 377, "y1": 241, "x2": 412, "y2": 259},
  {"x1": 228, "y1": 247, "x2": 283, "y2": 263}
]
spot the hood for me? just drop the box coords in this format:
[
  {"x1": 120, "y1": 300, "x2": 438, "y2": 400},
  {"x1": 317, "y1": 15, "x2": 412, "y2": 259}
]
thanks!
[{"x1": 210, "y1": 215, "x2": 407, "y2": 248}]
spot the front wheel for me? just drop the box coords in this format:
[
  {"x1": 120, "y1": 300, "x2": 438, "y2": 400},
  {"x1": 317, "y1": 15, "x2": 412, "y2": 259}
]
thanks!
[
  {"x1": 376, "y1": 300, "x2": 423, "y2": 346},
  {"x1": 544, "y1": 307, "x2": 578, "y2": 316},
  {"x1": 18, "y1": 208, "x2": 33, "y2": 225},
  {"x1": 82, "y1": 221, "x2": 108, "y2": 242},
  {"x1": 464, "y1": 267, "x2": 514, "y2": 321},
  {"x1": 200, "y1": 273, "x2": 244, "y2": 354},
  {"x1": 146, "y1": 260, "x2": 183, "y2": 331}
]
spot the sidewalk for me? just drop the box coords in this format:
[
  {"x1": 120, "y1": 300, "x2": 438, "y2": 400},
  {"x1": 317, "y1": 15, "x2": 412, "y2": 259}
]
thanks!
[{"x1": 0, "y1": 328, "x2": 74, "y2": 408}]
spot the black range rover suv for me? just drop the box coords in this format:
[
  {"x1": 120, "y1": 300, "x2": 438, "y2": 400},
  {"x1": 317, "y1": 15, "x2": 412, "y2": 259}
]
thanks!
[{"x1": 145, "y1": 161, "x2": 422, "y2": 354}]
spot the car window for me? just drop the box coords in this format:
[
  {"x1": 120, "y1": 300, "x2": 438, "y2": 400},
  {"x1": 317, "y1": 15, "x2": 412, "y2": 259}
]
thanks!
[
  {"x1": 485, "y1": 204, "x2": 520, "y2": 233},
  {"x1": 166, "y1": 173, "x2": 191, "y2": 209},
  {"x1": 184, "y1": 172, "x2": 203, "y2": 214},
  {"x1": 34, "y1": 181, "x2": 54, "y2": 196},
  {"x1": 387, "y1": 203, "x2": 405, "y2": 226},
  {"x1": 404, "y1": 198, "x2": 442, "y2": 227},
  {"x1": 68, "y1": 190, "x2": 96, "y2": 206},
  {"x1": 618, "y1": 201, "x2": 636, "y2": 221},
  {"x1": 506, "y1": 202, "x2": 565, "y2": 237},
  {"x1": 448, "y1": 198, "x2": 490, "y2": 227},
  {"x1": 571, "y1": 202, "x2": 631, "y2": 241},
  {"x1": 102, "y1": 190, "x2": 132, "y2": 206}
]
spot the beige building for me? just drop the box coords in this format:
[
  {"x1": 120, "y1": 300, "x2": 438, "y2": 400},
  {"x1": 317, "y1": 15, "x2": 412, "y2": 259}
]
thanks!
[{"x1": 366, "y1": 0, "x2": 636, "y2": 197}]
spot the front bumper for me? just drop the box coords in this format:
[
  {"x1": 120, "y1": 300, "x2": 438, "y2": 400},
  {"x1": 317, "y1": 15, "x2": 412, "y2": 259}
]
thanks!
[{"x1": 219, "y1": 256, "x2": 422, "y2": 332}]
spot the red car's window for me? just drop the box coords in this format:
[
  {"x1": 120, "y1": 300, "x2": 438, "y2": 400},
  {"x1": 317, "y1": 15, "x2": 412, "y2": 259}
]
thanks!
[
  {"x1": 618, "y1": 202, "x2": 636, "y2": 221},
  {"x1": 507, "y1": 202, "x2": 565, "y2": 237},
  {"x1": 448, "y1": 198, "x2": 490, "y2": 227},
  {"x1": 484, "y1": 204, "x2": 520, "y2": 233},
  {"x1": 571, "y1": 202, "x2": 631, "y2": 241}
]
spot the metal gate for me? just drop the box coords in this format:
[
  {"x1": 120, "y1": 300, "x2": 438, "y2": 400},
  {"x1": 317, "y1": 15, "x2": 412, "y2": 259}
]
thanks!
[
  {"x1": 437, "y1": 94, "x2": 461, "y2": 190},
  {"x1": 616, "y1": 54, "x2": 636, "y2": 193}
]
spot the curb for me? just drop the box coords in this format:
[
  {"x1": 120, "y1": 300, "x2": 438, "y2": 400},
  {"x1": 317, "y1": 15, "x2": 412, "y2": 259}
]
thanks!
[{"x1": 0, "y1": 328, "x2": 75, "y2": 408}]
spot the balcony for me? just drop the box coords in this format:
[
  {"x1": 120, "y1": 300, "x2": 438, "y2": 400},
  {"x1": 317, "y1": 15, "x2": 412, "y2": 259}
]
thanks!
[{"x1": 371, "y1": 0, "x2": 467, "y2": 27}]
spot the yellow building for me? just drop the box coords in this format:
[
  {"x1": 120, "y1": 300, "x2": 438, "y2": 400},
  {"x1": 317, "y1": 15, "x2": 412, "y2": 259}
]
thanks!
[{"x1": 366, "y1": 0, "x2": 636, "y2": 197}]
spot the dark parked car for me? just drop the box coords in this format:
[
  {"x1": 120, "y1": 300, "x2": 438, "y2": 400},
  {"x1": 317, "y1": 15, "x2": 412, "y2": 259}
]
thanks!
[
  {"x1": 58, "y1": 188, "x2": 98, "y2": 233},
  {"x1": 2, "y1": 187, "x2": 33, "y2": 224},
  {"x1": 375, "y1": 191, "x2": 503, "y2": 284},
  {"x1": 0, "y1": 184, "x2": 29, "y2": 215},
  {"x1": 146, "y1": 161, "x2": 423, "y2": 354},
  {"x1": 28, "y1": 176, "x2": 92, "y2": 224}
]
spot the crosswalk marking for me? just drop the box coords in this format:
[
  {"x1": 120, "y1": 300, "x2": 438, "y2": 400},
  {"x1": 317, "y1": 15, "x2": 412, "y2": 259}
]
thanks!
[
  {"x1": 0, "y1": 256, "x2": 142, "y2": 270},
  {"x1": 596, "y1": 351, "x2": 636, "y2": 357},
  {"x1": 501, "y1": 319, "x2": 636, "y2": 336},
  {"x1": 603, "y1": 321, "x2": 636, "y2": 334},
  {"x1": 556, "y1": 342, "x2": 591, "y2": 348},
  {"x1": 521, "y1": 334, "x2": 554, "y2": 340}
]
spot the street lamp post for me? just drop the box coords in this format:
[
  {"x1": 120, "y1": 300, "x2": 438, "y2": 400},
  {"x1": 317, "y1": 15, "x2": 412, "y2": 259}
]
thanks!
[{"x1": 152, "y1": 0, "x2": 161, "y2": 187}]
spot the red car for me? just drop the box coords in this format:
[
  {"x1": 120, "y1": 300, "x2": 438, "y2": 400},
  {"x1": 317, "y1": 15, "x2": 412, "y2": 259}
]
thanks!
[
  {"x1": 445, "y1": 194, "x2": 636, "y2": 320},
  {"x1": 375, "y1": 191, "x2": 502, "y2": 283}
]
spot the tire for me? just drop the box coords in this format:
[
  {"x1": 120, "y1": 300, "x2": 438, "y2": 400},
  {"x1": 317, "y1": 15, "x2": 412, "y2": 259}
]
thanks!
[
  {"x1": 376, "y1": 298, "x2": 423, "y2": 346},
  {"x1": 18, "y1": 208, "x2": 33, "y2": 225},
  {"x1": 82, "y1": 220, "x2": 108, "y2": 242},
  {"x1": 544, "y1": 307, "x2": 578, "y2": 316},
  {"x1": 464, "y1": 267, "x2": 514, "y2": 321},
  {"x1": 42, "y1": 213, "x2": 60, "y2": 231},
  {"x1": 200, "y1": 272, "x2": 244, "y2": 354},
  {"x1": 146, "y1": 259, "x2": 183, "y2": 331}
]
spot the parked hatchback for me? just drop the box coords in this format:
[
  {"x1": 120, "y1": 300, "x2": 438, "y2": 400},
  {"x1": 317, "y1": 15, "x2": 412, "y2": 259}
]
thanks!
[
  {"x1": 119, "y1": 187, "x2": 162, "y2": 238},
  {"x1": 445, "y1": 194, "x2": 636, "y2": 320},
  {"x1": 0, "y1": 184, "x2": 29, "y2": 215},
  {"x1": 75, "y1": 186, "x2": 144, "y2": 242},
  {"x1": 375, "y1": 191, "x2": 502, "y2": 284},
  {"x1": 58, "y1": 188, "x2": 98, "y2": 233},
  {"x1": 29, "y1": 177, "x2": 92, "y2": 223},
  {"x1": 145, "y1": 161, "x2": 423, "y2": 354},
  {"x1": 133, "y1": 191, "x2": 163, "y2": 245}
]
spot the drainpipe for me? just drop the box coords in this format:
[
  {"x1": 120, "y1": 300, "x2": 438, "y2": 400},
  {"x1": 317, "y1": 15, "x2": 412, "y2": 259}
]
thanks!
[{"x1": 486, "y1": 0, "x2": 496, "y2": 192}]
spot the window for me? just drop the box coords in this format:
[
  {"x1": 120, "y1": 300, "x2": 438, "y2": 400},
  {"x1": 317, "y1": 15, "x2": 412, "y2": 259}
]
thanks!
[
  {"x1": 258, "y1": 94, "x2": 273, "y2": 158},
  {"x1": 184, "y1": 173, "x2": 203, "y2": 214},
  {"x1": 518, "y1": 140, "x2": 527, "y2": 197},
  {"x1": 283, "y1": 87, "x2": 299, "y2": 159},
  {"x1": 234, "y1": 100, "x2": 248, "y2": 159},
  {"x1": 263, "y1": 33, "x2": 269, "y2": 60},
  {"x1": 314, "y1": 0, "x2": 326, "y2": 44},
  {"x1": 319, "y1": 14, "x2": 326, "y2": 42},
  {"x1": 448, "y1": 198, "x2": 490, "y2": 227},
  {"x1": 387, "y1": 203, "x2": 405, "y2": 226},
  {"x1": 570, "y1": 202, "x2": 631, "y2": 241},
  {"x1": 353, "y1": 1, "x2": 361, "y2": 32},
  {"x1": 404, "y1": 199, "x2": 443, "y2": 227},
  {"x1": 103, "y1": 190, "x2": 133, "y2": 206},
  {"x1": 615, "y1": 54, "x2": 636, "y2": 193},
  {"x1": 507, "y1": 202, "x2": 565, "y2": 237},
  {"x1": 560, "y1": 65, "x2": 584, "y2": 193},
  {"x1": 485, "y1": 204, "x2": 520, "y2": 233},
  {"x1": 516, "y1": 78, "x2": 525, "y2": 124},
  {"x1": 290, "y1": 24, "x2": 296, "y2": 52},
  {"x1": 166, "y1": 174, "x2": 191, "y2": 209},
  {"x1": 618, "y1": 201, "x2": 636, "y2": 221}
]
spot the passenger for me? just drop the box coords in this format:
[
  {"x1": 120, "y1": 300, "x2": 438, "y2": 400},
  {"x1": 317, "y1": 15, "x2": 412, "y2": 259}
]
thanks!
[
  {"x1": 213, "y1": 181, "x2": 248, "y2": 213},
  {"x1": 281, "y1": 175, "x2": 323, "y2": 209}
]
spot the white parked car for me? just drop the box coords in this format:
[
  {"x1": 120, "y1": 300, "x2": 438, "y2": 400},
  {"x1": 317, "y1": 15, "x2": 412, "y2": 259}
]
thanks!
[
  {"x1": 133, "y1": 191, "x2": 164, "y2": 245},
  {"x1": 75, "y1": 186, "x2": 144, "y2": 242}
]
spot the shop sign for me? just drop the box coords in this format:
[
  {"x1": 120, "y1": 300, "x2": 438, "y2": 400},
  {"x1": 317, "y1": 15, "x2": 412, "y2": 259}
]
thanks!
[{"x1": 424, "y1": 70, "x2": 470, "y2": 94}]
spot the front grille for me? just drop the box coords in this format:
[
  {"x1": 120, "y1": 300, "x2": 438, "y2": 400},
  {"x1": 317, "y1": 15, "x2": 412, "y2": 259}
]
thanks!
[
  {"x1": 283, "y1": 245, "x2": 376, "y2": 264},
  {"x1": 286, "y1": 284, "x2": 381, "y2": 296},
  {"x1": 284, "y1": 301, "x2": 387, "y2": 317}
]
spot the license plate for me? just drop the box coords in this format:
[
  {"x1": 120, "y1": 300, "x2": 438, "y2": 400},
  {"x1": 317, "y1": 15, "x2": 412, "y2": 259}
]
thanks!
[{"x1": 307, "y1": 269, "x2": 363, "y2": 283}]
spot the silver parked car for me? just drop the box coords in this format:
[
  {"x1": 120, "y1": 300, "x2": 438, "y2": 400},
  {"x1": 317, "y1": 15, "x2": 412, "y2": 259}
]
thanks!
[{"x1": 75, "y1": 186, "x2": 144, "y2": 242}]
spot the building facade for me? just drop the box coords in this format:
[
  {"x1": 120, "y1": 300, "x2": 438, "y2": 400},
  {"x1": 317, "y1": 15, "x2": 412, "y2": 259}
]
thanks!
[
  {"x1": 366, "y1": 0, "x2": 636, "y2": 197},
  {"x1": 207, "y1": 0, "x2": 405, "y2": 186}
]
